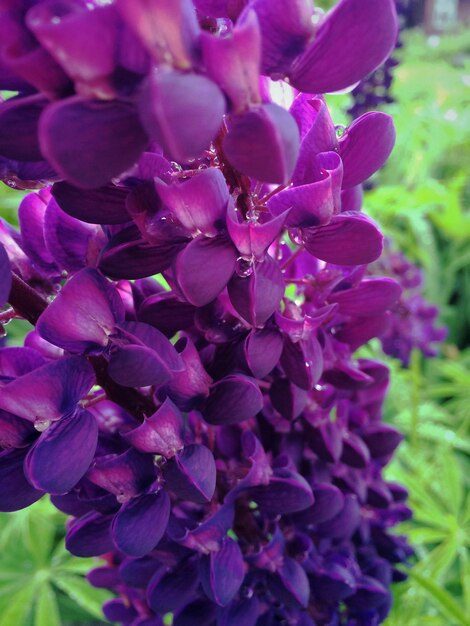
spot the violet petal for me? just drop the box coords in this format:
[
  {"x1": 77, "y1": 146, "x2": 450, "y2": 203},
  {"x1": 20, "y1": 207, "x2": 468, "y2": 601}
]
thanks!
[
  {"x1": 204, "y1": 375, "x2": 263, "y2": 425},
  {"x1": 0, "y1": 243, "x2": 11, "y2": 306},
  {"x1": 0, "y1": 448, "x2": 44, "y2": 512},
  {"x1": 199, "y1": 537, "x2": 245, "y2": 607},
  {"x1": 148, "y1": 558, "x2": 200, "y2": 614},
  {"x1": 51, "y1": 181, "x2": 130, "y2": 225},
  {"x1": 164, "y1": 444, "x2": 216, "y2": 504},
  {"x1": 66, "y1": 511, "x2": 115, "y2": 557},
  {"x1": 244, "y1": 328, "x2": 284, "y2": 379},
  {"x1": 124, "y1": 398, "x2": 184, "y2": 457},
  {"x1": 0, "y1": 94, "x2": 47, "y2": 161}
]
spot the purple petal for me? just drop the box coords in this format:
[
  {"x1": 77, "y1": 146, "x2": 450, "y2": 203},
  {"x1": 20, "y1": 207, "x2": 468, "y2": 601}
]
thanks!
[
  {"x1": 100, "y1": 225, "x2": 185, "y2": 280},
  {"x1": 86, "y1": 566, "x2": 120, "y2": 590},
  {"x1": 103, "y1": 599, "x2": 139, "y2": 623},
  {"x1": 335, "y1": 312, "x2": 391, "y2": 351},
  {"x1": 125, "y1": 398, "x2": 184, "y2": 457},
  {"x1": 18, "y1": 189, "x2": 58, "y2": 273},
  {"x1": 0, "y1": 356, "x2": 95, "y2": 424},
  {"x1": 164, "y1": 444, "x2": 216, "y2": 504},
  {"x1": 37, "y1": 268, "x2": 124, "y2": 354},
  {"x1": 329, "y1": 278, "x2": 402, "y2": 317},
  {"x1": 175, "y1": 235, "x2": 237, "y2": 307},
  {"x1": 341, "y1": 185, "x2": 363, "y2": 212},
  {"x1": 119, "y1": 556, "x2": 161, "y2": 589},
  {"x1": 87, "y1": 449, "x2": 156, "y2": 500},
  {"x1": 0, "y1": 94, "x2": 47, "y2": 161},
  {"x1": 250, "y1": 470, "x2": 314, "y2": 514},
  {"x1": 346, "y1": 576, "x2": 390, "y2": 611},
  {"x1": 164, "y1": 335, "x2": 213, "y2": 410},
  {"x1": 173, "y1": 600, "x2": 216, "y2": 626},
  {"x1": 226, "y1": 202, "x2": 289, "y2": 260},
  {"x1": 217, "y1": 596, "x2": 260, "y2": 626},
  {"x1": 225, "y1": 432, "x2": 271, "y2": 500},
  {"x1": 360, "y1": 424, "x2": 403, "y2": 459},
  {"x1": 0, "y1": 448, "x2": 44, "y2": 512},
  {"x1": 340, "y1": 112, "x2": 396, "y2": 188},
  {"x1": 39, "y1": 96, "x2": 148, "y2": 189},
  {"x1": 44, "y1": 198, "x2": 104, "y2": 272},
  {"x1": 155, "y1": 168, "x2": 229, "y2": 236},
  {"x1": 228, "y1": 254, "x2": 284, "y2": 327},
  {"x1": 108, "y1": 345, "x2": 174, "y2": 387},
  {"x1": 244, "y1": 328, "x2": 283, "y2": 379},
  {"x1": 341, "y1": 432, "x2": 371, "y2": 469},
  {"x1": 139, "y1": 293, "x2": 196, "y2": 338},
  {"x1": 204, "y1": 375, "x2": 263, "y2": 425},
  {"x1": 270, "y1": 152, "x2": 342, "y2": 227},
  {"x1": 303, "y1": 212, "x2": 383, "y2": 265},
  {"x1": 316, "y1": 493, "x2": 361, "y2": 540},
  {"x1": 281, "y1": 333, "x2": 323, "y2": 390},
  {"x1": 139, "y1": 70, "x2": 225, "y2": 163},
  {"x1": 201, "y1": 8, "x2": 261, "y2": 111},
  {"x1": 0, "y1": 346, "x2": 46, "y2": 381},
  {"x1": 117, "y1": 0, "x2": 200, "y2": 69},
  {"x1": 269, "y1": 379, "x2": 308, "y2": 420},
  {"x1": 0, "y1": 409, "x2": 37, "y2": 449},
  {"x1": 51, "y1": 181, "x2": 130, "y2": 225},
  {"x1": 27, "y1": 1, "x2": 121, "y2": 96},
  {"x1": 309, "y1": 561, "x2": 356, "y2": 603},
  {"x1": 200, "y1": 537, "x2": 245, "y2": 606},
  {"x1": 270, "y1": 557, "x2": 309, "y2": 608},
  {"x1": 290, "y1": 0, "x2": 398, "y2": 93},
  {"x1": 112, "y1": 490, "x2": 170, "y2": 557},
  {"x1": 148, "y1": 558, "x2": 200, "y2": 614},
  {"x1": 0, "y1": 243, "x2": 11, "y2": 306},
  {"x1": 251, "y1": 0, "x2": 315, "y2": 75},
  {"x1": 292, "y1": 484, "x2": 345, "y2": 525},
  {"x1": 306, "y1": 419, "x2": 343, "y2": 463},
  {"x1": 223, "y1": 103, "x2": 300, "y2": 184},
  {"x1": 169, "y1": 503, "x2": 235, "y2": 553},
  {"x1": 24, "y1": 409, "x2": 98, "y2": 494},
  {"x1": 66, "y1": 511, "x2": 115, "y2": 557}
]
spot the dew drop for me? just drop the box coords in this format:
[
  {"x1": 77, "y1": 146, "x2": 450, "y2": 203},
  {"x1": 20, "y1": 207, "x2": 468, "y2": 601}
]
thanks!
[
  {"x1": 171, "y1": 161, "x2": 183, "y2": 172},
  {"x1": 335, "y1": 124, "x2": 346, "y2": 138},
  {"x1": 288, "y1": 228, "x2": 303, "y2": 246},
  {"x1": 34, "y1": 418, "x2": 51, "y2": 432},
  {"x1": 235, "y1": 256, "x2": 254, "y2": 277},
  {"x1": 116, "y1": 493, "x2": 130, "y2": 504}
]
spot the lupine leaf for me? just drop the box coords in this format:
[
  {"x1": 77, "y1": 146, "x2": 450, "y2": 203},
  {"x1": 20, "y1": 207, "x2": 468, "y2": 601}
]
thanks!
[
  {"x1": 34, "y1": 582, "x2": 61, "y2": 626},
  {"x1": 408, "y1": 570, "x2": 469, "y2": 626},
  {"x1": 53, "y1": 574, "x2": 111, "y2": 620}
]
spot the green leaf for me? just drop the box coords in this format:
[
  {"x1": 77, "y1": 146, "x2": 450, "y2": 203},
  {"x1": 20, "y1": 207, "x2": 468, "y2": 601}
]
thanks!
[
  {"x1": 53, "y1": 574, "x2": 111, "y2": 620},
  {"x1": 0, "y1": 584, "x2": 35, "y2": 626},
  {"x1": 408, "y1": 570, "x2": 469, "y2": 626},
  {"x1": 34, "y1": 582, "x2": 61, "y2": 626}
]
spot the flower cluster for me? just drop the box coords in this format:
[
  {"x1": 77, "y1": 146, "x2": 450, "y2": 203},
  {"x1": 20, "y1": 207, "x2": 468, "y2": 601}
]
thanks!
[
  {"x1": 0, "y1": 1, "x2": 415, "y2": 625},
  {"x1": 369, "y1": 240, "x2": 447, "y2": 367}
]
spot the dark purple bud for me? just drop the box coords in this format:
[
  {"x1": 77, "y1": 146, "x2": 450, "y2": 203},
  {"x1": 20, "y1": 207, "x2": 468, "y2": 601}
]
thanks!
[
  {"x1": 223, "y1": 103, "x2": 300, "y2": 184},
  {"x1": 139, "y1": 70, "x2": 225, "y2": 163},
  {"x1": 303, "y1": 212, "x2": 383, "y2": 265},
  {"x1": 164, "y1": 444, "x2": 216, "y2": 504},
  {"x1": 270, "y1": 379, "x2": 308, "y2": 421},
  {"x1": 200, "y1": 537, "x2": 245, "y2": 606},
  {"x1": 204, "y1": 375, "x2": 263, "y2": 425},
  {"x1": 148, "y1": 558, "x2": 200, "y2": 614},
  {"x1": 112, "y1": 490, "x2": 171, "y2": 557},
  {"x1": 0, "y1": 356, "x2": 94, "y2": 425},
  {"x1": 39, "y1": 96, "x2": 148, "y2": 189},
  {"x1": 25, "y1": 409, "x2": 98, "y2": 494},
  {"x1": 51, "y1": 181, "x2": 130, "y2": 225},
  {"x1": 175, "y1": 235, "x2": 237, "y2": 307},
  {"x1": 244, "y1": 328, "x2": 283, "y2": 379},
  {"x1": 290, "y1": 0, "x2": 398, "y2": 94},
  {"x1": 37, "y1": 268, "x2": 124, "y2": 354},
  {"x1": 305, "y1": 419, "x2": 343, "y2": 463},
  {"x1": 340, "y1": 112, "x2": 396, "y2": 188},
  {"x1": 99, "y1": 225, "x2": 185, "y2": 280},
  {"x1": 66, "y1": 511, "x2": 115, "y2": 557},
  {"x1": 0, "y1": 94, "x2": 47, "y2": 161},
  {"x1": 0, "y1": 448, "x2": 44, "y2": 512},
  {"x1": 125, "y1": 398, "x2": 184, "y2": 457},
  {"x1": 156, "y1": 168, "x2": 229, "y2": 236}
]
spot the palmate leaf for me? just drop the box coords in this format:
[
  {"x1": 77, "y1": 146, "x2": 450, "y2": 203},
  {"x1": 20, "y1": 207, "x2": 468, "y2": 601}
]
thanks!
[
  {"x1": 34, "y1": 582, "x2": 61, "y2": 626},
  {"x1": 53, "y1": 574, "x2": 111, "y2": 620},
  {"x1": 0, "y1": 585, "x2": 36, "y2": 626},
  {"x1": 408, "y1": 570, "x2": 469, "y2": 626}
]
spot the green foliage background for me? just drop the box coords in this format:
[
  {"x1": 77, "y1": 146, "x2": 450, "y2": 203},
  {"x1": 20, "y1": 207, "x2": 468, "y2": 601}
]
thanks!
[{"x1": 0, "y1": 27, "x2": 469, "y2": 626}]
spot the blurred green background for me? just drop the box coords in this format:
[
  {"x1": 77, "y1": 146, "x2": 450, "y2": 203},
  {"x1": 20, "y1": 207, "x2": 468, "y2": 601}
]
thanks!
[{"x1": 0, "y1": 24, "x2": 469, "y2": 626}]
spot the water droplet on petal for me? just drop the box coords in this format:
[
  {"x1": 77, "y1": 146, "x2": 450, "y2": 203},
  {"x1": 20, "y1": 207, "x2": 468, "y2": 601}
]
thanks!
[
  {"x1": 171, "y1": 161, "x2": 183, "y2": 172},
  {"x1": 335, "y1": 124, "x2": 346, "y2": 138},
  {"x1": 288, "y1": 228, "x2": 303, "y2": 246},
  {"x1": 235, "y1": 256, "x2": 254, "y2": 277},
  {"x1": 34, "y1": 417, "x2": 51, "y2": 432},
  {"x1": 117, "y1": 493, "x2": 130, "y2": 504}
]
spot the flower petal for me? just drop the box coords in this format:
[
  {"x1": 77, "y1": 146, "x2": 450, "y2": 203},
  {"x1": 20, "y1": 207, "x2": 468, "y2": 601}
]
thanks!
[
  {"x1": 39, "y1": 96, "x2": 148, "y2": 189},
  {"x1": 51, "y1": 181, "x2": 130, "y2": 225},
  {"x1": 164, "y1": 444, "x2": 216, "y2": 504},
  {"x1": 340, "y1": 112, "x2": 396, "y2": 188},
  {"x1": 204, "y1": 375, "x2": 263, "y2": 425},
  {"x1": 0, "y1": 243, "x2": 11, "y2": 306},
  {"x1": 290, "y1": 0, "x2": 398, "y2": 94},
  {"x1": 148, "y1": 558, "x2": 200, "y2": 614},
  {"x1": 112, "y1": 490, "x2": 171, "y2": 557},
  {"x1": 0, "y1": 94, "x2": 47, "y2": 161},
  {"x1": 329, "y1": 278, "x2": 402, "y2": 317},
  {"x1": 199, "y1": 537, "x2": 245, "y2": 606},
  {"x1": 24, "y1": 409, "x2": 98, "y2": 494},
  {"x1": 124, "y1": 398, "x2": 184, "y2": 457},
  {"x1": 244, "y1": 328, "x2": 284, "y2": 379},
  {"x1": 0, "y1": 448, "x2": 44, "y2": 512},
  {"x1": 66, "y1": 511, "x2": 115, "y2": 557}
]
